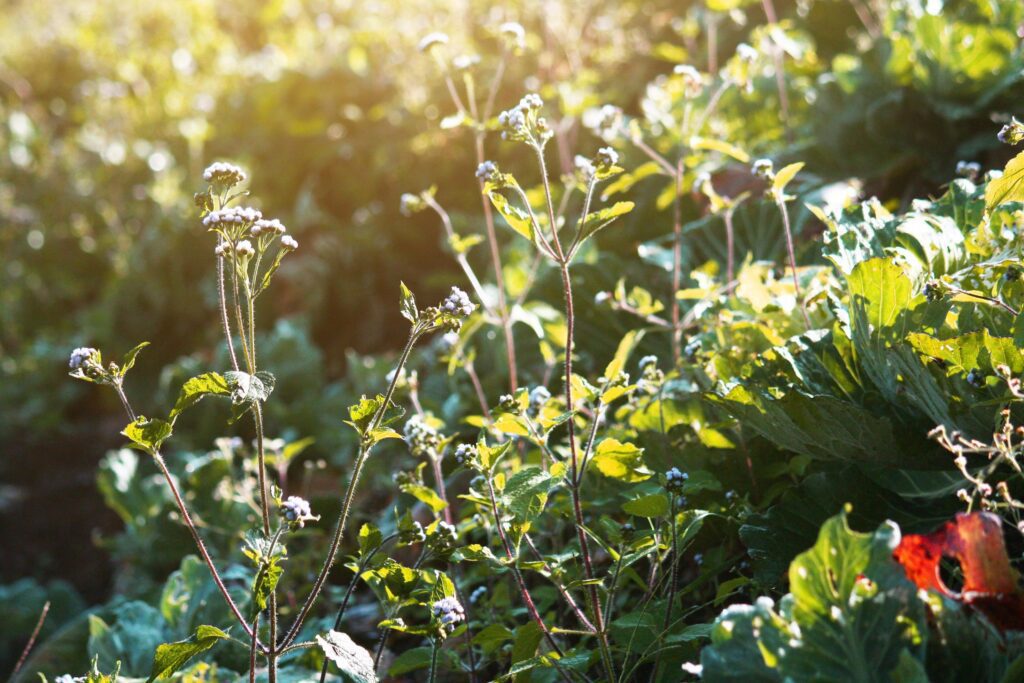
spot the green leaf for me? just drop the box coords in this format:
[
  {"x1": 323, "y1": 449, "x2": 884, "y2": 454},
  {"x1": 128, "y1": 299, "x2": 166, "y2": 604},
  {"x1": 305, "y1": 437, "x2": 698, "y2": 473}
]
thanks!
[
  {"x1": 986, "y1": 152, "x2": 1024, "y2": 212},
  {"x1": 224, "y1": 370, "x2": 275, "y2": 404},
  {"x1": 169, "y1": 372, "x2": 229, "y2": 420},
  {"x1": 316, "y1": 630, "x2": 379, "y2": 683},
  {"x1": 122, "y1": 417, "x2": 172, "y2": 454},
  {"x1": 772, "y1": 162, "x2": 804, "y2": 198},
  {"x1": 689, "y1": 137, "x2": 750, "y2": 163},
  {"x1": 399, "y1": 281, "x2": 418, "y2": 323},
  {"x1": 147, "y1": 625, "x2": 229, "y2": 682},
  {"x1": 388, "y1": 647, "x2": 433, "y2": 676},
  {"x1": 590, "y1": 438, "x2": 651, "y2": 482},
  {"x1": 622, "y1": 493, "x2": 669, "y2": 518},
  {"x1": 119, "y1": 341, "x2": 150, "y2": 377},
  {"x1": 252, "y1": 561, "x2": 283, "y2": 612},
  {"x1": 474, "y1": 623, "x2": 515, "y2": 654},
  {"x1": 477, "y1": 439, "x2": 513, "y2": 473},
  {"x1": 576, "y1": 201, "x2": 634, "y2": 245},
  {"x1": 401, "y1": 483, "x2": 448, "y2": 513},
  {"x1": 487, "y1": 191, "x2": 534, "y2": 241},
  {"x1": 346, "y1": 394, "x2": 404, "y2": 440},
  {"x1": 503, "y1": 467, "x2": 557, "y2": 523},
  {"x1": 604, "y1": 329, "x2": 644, "y2": 380},
  {"x1": 358, "y1": 523, "x2": 384, "y2": 557}
]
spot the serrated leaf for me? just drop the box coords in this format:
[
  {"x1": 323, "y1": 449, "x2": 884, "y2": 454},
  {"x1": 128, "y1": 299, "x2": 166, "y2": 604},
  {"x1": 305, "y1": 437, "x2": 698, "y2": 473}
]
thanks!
[
  {"x1": 170, "y1": 372, "x2": 230, "y2": 420},
  {"x1": 317, "y1": 630, "x2": 378, "y2": 683},
  {"x1": 147, "y1": 625, "x2": 229, "y2": 682},
  {"x1": 576, "y1": 201, "x2": 635, "y2": 246},
  {"x1": 122, "y1": 417, "x2": 173, "y2": 454},
  {"x1": 399, "y1": 281, "x2": 418, "y2": 323},
  {"x1": 503, "y1": 467, "x2": 556, "y2": 523}
]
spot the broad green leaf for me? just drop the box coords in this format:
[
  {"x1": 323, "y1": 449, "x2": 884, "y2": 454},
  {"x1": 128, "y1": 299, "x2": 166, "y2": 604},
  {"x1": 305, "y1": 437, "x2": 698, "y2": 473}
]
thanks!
[
  {"x1": 477, "y1": 439, "x2": 513, "y2": 473},
  {"x1": 488, "y1": 191, "x2": 534, "y2": 241},
  {"x1": 147, "y1": 625, "x2": 229, "y2": 682},
  {"x1": 252, "y1": 561, "x2": 282, "y2": 612},
  {"x1": 122, "y1": 417, "x2": 172, "y2": 454},
  {"x1": 622, "y1": 493, "x2": 669, "y2": 518},
  {"x1": 399, "y1": 281, "x2": 418, "y2": 323},
  {"x1": 317, "y1": 630, "x2": 378, "y2": 683},
  {"x1": 224, "y1": 370, "x2": 275, "y2": 404},
  {"x1": 401, "y1": 483, "x2": 448, "y2": 513},
  {"x1": 503, "y1": 467, "x2": 556, "y2": 522},
  {"x1": 986, "y1": 151, "x2": 1024, "y2": 212},
  {"x1": 590, "y1": 438, "x2": 651, "y2": 482},
  {"x1": 358, "y1": 523, "x2": 384, "y2": 557},
  {"x1": 170, "y1": 372, "x2": 229, "y2": 420},
  {"x1": 388, "y1": 647, "x2": 433, "y2": 676},
  {"x1": 690, "y1": 137, "x2": 750, "y2": 163},
  {"x1": 576, "y1": 201, "x2": 634, "y2": 245},
  {"x1": 474, "y1": 623, "x2": 515, "y2": 654}
]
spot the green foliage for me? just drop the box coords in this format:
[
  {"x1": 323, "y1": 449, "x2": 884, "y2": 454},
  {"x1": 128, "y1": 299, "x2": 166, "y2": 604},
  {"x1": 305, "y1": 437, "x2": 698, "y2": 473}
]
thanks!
[{"x1": 147, "y1": 625, "x2": 229, "y2": 682}]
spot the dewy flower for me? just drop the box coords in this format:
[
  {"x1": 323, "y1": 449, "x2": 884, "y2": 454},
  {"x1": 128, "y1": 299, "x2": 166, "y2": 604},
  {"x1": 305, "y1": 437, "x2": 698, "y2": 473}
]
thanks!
[
  {"x1": 997, "y1": 117, "x2": 1024, "y2": 145},
  {"x1": 235, "y1": 240, "x2": 255, "y2": 258},
  {"x1": 281, "y1": 235, "x2": 298, "y2": 250},
  {"x1": 442, "y1": 286, "x2": 475, "y2": 317},
  {"x1": 203, "y1": 161, "x2": 246, "y2": 188},
  {"x1": 281, "y1": 495, "x2": 318, "y2": 527},
  {"x1": 418, "y1": 32, "x2": 449, "y2": 53},
  {"x1": 432, "y1": 596, "x2": 466, "y2": 628},
  {"x1": 69, "y1": 347, "x2": 99, "y2": 370}
]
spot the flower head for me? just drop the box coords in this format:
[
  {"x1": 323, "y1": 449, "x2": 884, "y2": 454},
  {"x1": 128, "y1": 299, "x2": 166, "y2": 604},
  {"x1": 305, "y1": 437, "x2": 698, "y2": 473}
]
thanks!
[
  {"x1": 475, "y1": 160, "x2": 501, "y2": 184},
  {"x1": 998, "y1": 117, "x2": 1024, "y2": 146},
  {"x1": 595, "y1": 146, "x2": 619, "y2": 169},
  {"x1": 528, "y1": 385, "x2": 551, "y2": 414},
  {"x1": 432, "y1": 596, "x2": 466, "y2": 629},
  {"x1": 404, "y1": 414, "x2": 442, "y2": 457},
  {"x1": 638, "y1": 355, "x2": 658, "y2": 371},
  {"x1": 574, "y1": 154, "x2": 596, "y2": 182},
  {"x1": 235, "y1": 240, "x2": 255, "y2": 258},
  {"x1": 736, "y1": 43, "x2": 758, "y2": 63},
  {"x1": 454, "y1": 443, "x2": 478, "y2": 467},
  {"x1": 673, "y1": 64, "x2": 705, "y2": 97},
  {"x1": 752, "y1": 158, "x2": 774, "y2": 178},
  {"x1": 955, "y1": 160, "x2": 981, "y2": 181},
  {"x1": 202, "y1": 206, "x2": 263, "y2": 231},
  {"x1": 497, "y1": 94, "x2": 550, "y2": 143},
  {"x1": 418, "y1": 32, "x2": 449, "y2": 53},
  {"x1": 252, "y1": 218, "x2": 286, "y2": 237},
  {"x1": 400, "y1": 192, "x2": 426, "y2": 216},
  {"x1": 665, "y1": 467, "x2": 688, "y2": 492},
  {"x1": 281, "y1": 235, "x2": 298, "y2": 250},
  {"x1": 281, "y1": 495, "x2": 318, "y2": 527},
  {"x1": 469, "y1": 585, "x2": 487, "y2": 604},
  {"x1": 452, "y1": 54, "x2": 480, "y2": 71},
  {"x1": 441, "y1": 286, "x2": 475, "y2": 317},
  {"x1": 203, "y1": 161, "x2": 246, "y2": 188},
  {"x1": 499, "y1": 21, "x2": 526, "y2": 50},
  {"x1": 69, "y1": 347, "x2": 99, "y2": 370}
]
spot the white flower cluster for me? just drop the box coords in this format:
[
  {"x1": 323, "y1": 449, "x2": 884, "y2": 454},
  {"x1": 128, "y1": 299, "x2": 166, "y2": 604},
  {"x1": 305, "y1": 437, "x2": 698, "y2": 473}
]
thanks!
[
  {"x1": 673, "y1": 64, "x2": 705, "y2": 97},
  {"x1": 452, "y1": 54, "x2": 480, "y2": 71},
  {"x1": 432, "y1": 596, "x2": 466, "y2": 628},
  {"x1": 281, "y1": 495, "x2": 317, "y2": 527},
  {"x1": 955, "y1": 161, "x2": 981, "y2": 180},
  {"x1": 441, "y1": 286, "x2": 475, "y2": 317},
  {"x1": 665, "y1": 467, "x2": 688, "y2": 492},
  {"x1": 203, "y1": 161, "x2": 246, "y2": 187},
  {"x1": 281, "y1": 235, "x2": 298, "y2": 250},
  {"x1": 497, "y1": 94, "x2": 547, "y2": 142},
  {"x1": 454, "y1": 443, "x2": 477, "y2": 466},
  {"x1": 251, "y1": 218, "x2": 286, "y2": 237},
  {"x1": 499, "y1": 21, "x2": 525, "y2": 49},
  {"x1": 752, "y1": 158, "x2": 774, "y2": 178},
  {"x1": 475, "y1": 160, "x2": 500, "y2": 183},
  {"x1": 404, "y1": 414, "x2": 442, "y2": 456},
  {"x1": 69, "y1": 347, "x2": 98, "y2": 370},
  {"x1": 528, "y1": 385, "x2": 551, "y2": 413},
  {"x1": 235, "y1": 240, "x2": 255, "y2": 258},
  {"x1": 595, "y1": 146, "x2": 619, "y2": 169},
  {"x1": 202, "y1": 206, "x2": 263, "y2": 229},
  {"x1": 418, "y1": 32, "x2": 449, "y2": 53}
]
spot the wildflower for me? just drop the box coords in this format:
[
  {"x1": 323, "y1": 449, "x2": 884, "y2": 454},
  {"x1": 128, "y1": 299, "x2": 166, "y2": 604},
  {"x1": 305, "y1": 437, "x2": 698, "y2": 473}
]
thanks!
[
  {"x1": 595, "y1": 146, "x2": 619, "y2": 169},
  {"x1": 452, "y1": 54, "x2": 480, "y2": 71},
  {"x1": 203, "y1": 161, "x2": 246, "y2": 188},
  {"x1": 594, "y1": 291, "x2": 611, "y2": 304},
  {"x1": 752, "y1": 158, "x2": 774, "y2": 178},
  {"x1": 281, "y1": 235, "x2": 298, "y2": 250},
  {"x1": 430, "y1": 521, "x2": 459, "y2": 551},
  {"x1": 955, "y1": 161, "x2": 981, "y2": 181},
  {"x1": 475, "y1": 160, "x2": 501, "y2": 184},
  {"x1": 432, "y1": 596, "x2": 466, "y2": 629},
  {"x1": 519, "y1": 93, "x2": 543, "y2": 110},
  {"x1": 673, "y1": 64, "x2": 705, "y2": 97},
  {"x1": 683, "y1": 337, "x2": 702, "y2": 360},
  {"x1": 54, "y1": 676, "x2": 81, "y2": 683},
  {"x1": 401, "y1": 519, "x2": 427, "y2": 544},
  {"x1": 202, "y1": 206, "x2": 263, "y2": 230},
  {"x1": 404, "y1": 414, "x2": 442, "y2": 457},
  {"x1": 281, "y1": 495, "x2": 318, "y2": 527},
  {"x1": 665, "y1": 467, "x2": 688, "y2": 492},
  {"x1": 498, "y1": 393, "x2": 519, "y2": 412},
  {"x1": 234, "y1": 240, "x2": 255, "y2": 258},
  {"x1": 454, "y1": 443, "x2": 478, "y2": 467},
  {"x1": 497, "y1": 94, "x2": 549, "y2": 143},
  {"x1": 441, "y1": 286, "x2": 475, "y2": 317},
  {"x1": 69, "y1": 347, "x2": 99, "y2": 370},
  {"x1": 966, "y1": 369, "x2": 984, "y2": 388},
  {"x1": 252, "y1": 218, "x2": 286, "y2": 237},
  {"x1": 589, "y1": 104, "x2": 624, "y2": 138},
  {"x1": 499, "y1": 21, "x2": 526, "y2": 50},
  {"x1": 997, "y1": 117, "x2": 1024, "y2": 146},
  {"x1": 418, "y1": 32, "x2": 449, "y2": 53},
  {"x1": 638, "y1": 355, "x2": 658, "y2": 371},
  {"x1": 469, "y1": 585, "x2": 487, "y2": 604},
  {"x1": 400, "y1": 192, "x2": 426, "y2": 216},
  {"x1": 574, "y1": 154, "x2": 596, "y2": 182},
  {"x1": 736, "y1": 43, "x2": 758, "y2": 63},
  {"x1": 529, "y1": 385, "x2": 551, "y2": 414},
  {"x1": 214, "y1": 242, "x2": 231, "y2": 257}
]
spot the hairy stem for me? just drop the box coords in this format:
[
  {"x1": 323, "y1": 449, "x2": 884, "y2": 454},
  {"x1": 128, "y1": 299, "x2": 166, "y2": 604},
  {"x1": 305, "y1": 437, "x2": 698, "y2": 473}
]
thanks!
[{"x1": 774, "y1": 196, "x2": 811, "y2": 329}]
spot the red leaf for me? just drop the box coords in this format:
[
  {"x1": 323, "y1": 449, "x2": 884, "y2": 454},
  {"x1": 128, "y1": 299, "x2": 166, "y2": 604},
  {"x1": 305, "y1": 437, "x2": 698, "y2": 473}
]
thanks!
[{"x1": 893, "y1": 511, "x2": 1024, "y2": 631}]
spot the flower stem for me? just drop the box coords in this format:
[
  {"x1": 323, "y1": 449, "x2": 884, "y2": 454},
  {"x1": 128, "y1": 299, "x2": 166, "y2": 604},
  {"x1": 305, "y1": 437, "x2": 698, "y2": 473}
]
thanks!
[{"x1": 774, "y1": 196, "x2": 811, "y2": 329}]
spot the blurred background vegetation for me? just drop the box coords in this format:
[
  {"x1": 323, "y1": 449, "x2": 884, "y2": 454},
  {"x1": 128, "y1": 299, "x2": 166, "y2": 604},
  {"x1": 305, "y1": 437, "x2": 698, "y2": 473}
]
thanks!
[{"x1": 2, "y1": 0, "x2": 1022, "y2": 675}]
